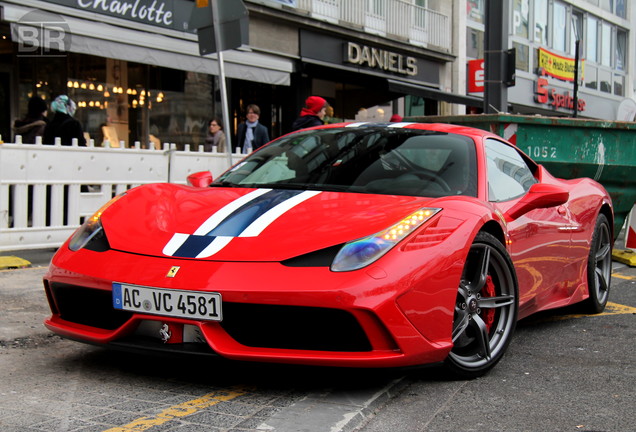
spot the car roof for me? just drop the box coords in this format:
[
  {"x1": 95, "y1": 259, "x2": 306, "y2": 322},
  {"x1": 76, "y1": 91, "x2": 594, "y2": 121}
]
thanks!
[{"x1": 313, "y1": 121, "x2": 500, "y2": 141}]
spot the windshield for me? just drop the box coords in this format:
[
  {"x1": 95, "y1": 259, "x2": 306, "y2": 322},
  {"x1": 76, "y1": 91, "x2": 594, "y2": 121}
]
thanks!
[{"x1": 215, "y1": 126, "x2": 478, "y2": 198}]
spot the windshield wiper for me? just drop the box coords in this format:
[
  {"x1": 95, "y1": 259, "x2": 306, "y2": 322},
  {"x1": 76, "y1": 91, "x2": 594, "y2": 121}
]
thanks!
[
  {"x1": 209, "y1": 180, "x2": 240, "y2": 187},
  {"x1": 266, "y1": 183, "x2": 357, "y2": 193}
]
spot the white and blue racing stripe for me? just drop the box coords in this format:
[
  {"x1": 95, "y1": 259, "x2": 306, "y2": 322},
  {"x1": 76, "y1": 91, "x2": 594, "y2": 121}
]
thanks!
[
  {"x1": 162, "y1": 189, "x2": 321, "y2": 259},
  {"x1": 387, "y1": 122, "x2": 414, "y2": 128},
  {"x1": 345, "y1": 122, "x2": 412, "y2": 128}
]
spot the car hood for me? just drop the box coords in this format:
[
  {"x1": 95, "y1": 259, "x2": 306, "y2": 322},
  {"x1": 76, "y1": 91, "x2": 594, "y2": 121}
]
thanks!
[{"x1": 102, "y1": 184, "x2": 439, "y2": 261}]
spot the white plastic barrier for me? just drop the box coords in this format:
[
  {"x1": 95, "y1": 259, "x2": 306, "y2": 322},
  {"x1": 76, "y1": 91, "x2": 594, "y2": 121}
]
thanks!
[{"x1": 0, "y1": 139, "x2": 242, "y2": 251}]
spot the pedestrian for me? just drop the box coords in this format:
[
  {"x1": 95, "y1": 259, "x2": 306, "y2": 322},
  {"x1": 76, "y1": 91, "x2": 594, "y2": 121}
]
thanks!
[
  {"x1": 43, "y1": 95, "x2": 86, "y2": 146},
  {"x1": 291, "y1": 96, "x2": 328, "y2": 131},
  {"x1": 236, "y1": 104, "x2": 270, "y2": 153},
  {"x1": 390, "y1": 114, "x2": 403, "y2": 122},
  {"x1": 204, "y1": 117, "x2": 226, "y2": 153},
  {"x1": 12, "y1": 96, "x2": 48, "y2": 144}
]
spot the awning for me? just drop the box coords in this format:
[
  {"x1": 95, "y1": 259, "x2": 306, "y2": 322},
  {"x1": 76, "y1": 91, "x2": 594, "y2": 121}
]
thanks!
[
  {"x1": 387, "y1": 79, "x2": 483, "y2": 107},
  {"x1": 3, "y1": 3, "x2": 292, "y2": 86}
]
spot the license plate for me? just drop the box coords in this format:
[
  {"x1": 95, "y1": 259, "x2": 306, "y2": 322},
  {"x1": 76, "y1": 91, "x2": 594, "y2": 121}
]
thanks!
[{"x1": 112, "y1": 283, "x2": 222, "y2": 321}]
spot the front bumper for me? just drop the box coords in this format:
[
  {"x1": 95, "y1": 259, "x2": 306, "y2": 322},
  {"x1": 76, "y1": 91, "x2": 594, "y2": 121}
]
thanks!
[{"x1": 44, "y1": 246, "x2": 459, "y2": 368}]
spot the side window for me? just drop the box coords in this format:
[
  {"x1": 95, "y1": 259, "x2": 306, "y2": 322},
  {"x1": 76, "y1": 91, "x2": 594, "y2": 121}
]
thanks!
[{"x1": 485, "y1": 139, "x2": 537, "y2": 202}]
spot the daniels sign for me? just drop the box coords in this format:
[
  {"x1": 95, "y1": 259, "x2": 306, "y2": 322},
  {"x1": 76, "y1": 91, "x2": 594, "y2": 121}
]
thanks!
[{"x1": 345, "y1": 42, "x2": 417, "y2": 77}]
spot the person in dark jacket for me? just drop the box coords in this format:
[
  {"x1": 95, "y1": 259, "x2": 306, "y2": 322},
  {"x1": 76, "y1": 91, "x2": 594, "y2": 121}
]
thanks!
[
  {"x1": 291, "y1": 96, "x2": 328, "y2": 131},
  {"x1": 236, "y1": 104, "x2": 270, "y2": 153},
  {"x1": 43, "y1": 95, "x2": 86, "y2": 146},
  {"x1": 12, "y1": 96, "x2": 48, "y2": 143}
]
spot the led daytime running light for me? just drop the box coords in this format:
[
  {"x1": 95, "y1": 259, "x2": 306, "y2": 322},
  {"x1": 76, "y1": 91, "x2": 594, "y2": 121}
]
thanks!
[
  {"x1": 381, "y1": 209, "x2": 438, "y2": 242},
  {"x1": 331, "y1": 207, "x2": 441, "y2": 272}
]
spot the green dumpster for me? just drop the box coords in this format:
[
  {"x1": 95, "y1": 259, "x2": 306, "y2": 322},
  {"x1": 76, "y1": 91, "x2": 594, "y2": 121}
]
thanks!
[{"x1": 406, "y1": 114, "x2": 636, "y2": 237}]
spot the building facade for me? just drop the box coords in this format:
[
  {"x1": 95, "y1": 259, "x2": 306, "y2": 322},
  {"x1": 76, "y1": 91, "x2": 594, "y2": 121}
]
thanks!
[
  {"x1": 1, "y1": 0, "x2": 633, "y2": 151},
  {"x1": 0, "y1": 0, "x2": 463, "y2": 150},
  {"x1": 464, "y1": 0, "x2": 635, "y2": 120}
]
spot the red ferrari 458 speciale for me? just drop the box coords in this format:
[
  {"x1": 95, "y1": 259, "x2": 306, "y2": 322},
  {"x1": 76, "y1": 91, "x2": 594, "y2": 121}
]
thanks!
[{"x1": 43, "y1": 122, "x2": 613, "y2": 377}]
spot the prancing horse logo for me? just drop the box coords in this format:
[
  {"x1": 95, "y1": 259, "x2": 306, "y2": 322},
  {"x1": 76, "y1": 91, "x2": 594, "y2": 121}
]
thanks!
[
  {"x1": 166, "y1": 266, "x2": 180, "y2": 278},
  {"x1": 159, "y1": 323, "x2": 171, "y2": 343}
]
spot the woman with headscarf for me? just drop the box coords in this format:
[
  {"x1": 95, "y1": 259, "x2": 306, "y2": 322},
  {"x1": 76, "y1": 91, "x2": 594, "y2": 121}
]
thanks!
[
  {"x1": 13, "y1": 96, "x2": 48, "y2": 144},
  {"x1": 43, "y1": 95, "x2": 86, "y2": 146},
  {"x1": 291, "y1": 96, "x2": 328, "y2": 131}
]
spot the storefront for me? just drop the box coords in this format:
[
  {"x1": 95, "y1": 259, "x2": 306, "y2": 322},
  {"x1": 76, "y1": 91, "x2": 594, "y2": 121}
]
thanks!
[
  {"x1": 0, "y1": 0, "x2": 293, "y2": 148},
  {"x1": 292, "y1": 29, "x2": 475, "y2": 127},
  {"x1": 465, "y1": 0, "x2": 633, "y2": 121}
]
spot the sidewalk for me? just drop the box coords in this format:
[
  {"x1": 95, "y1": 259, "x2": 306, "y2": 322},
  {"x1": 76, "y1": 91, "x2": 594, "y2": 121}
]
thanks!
[
  {"x1": 0, "y1": 265, "x2": 50, "y2": 342},
  {"x1": 0, "y1": 247, "x2": 58, "y2": 269}
]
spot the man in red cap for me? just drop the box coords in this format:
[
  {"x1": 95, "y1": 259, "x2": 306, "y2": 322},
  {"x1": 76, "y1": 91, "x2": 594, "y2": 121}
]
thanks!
[{"x1": 291, "y1": 96, "x2": 328, "y2": 131}]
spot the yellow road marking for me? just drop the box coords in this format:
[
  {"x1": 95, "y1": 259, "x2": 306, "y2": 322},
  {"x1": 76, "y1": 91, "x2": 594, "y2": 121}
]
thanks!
[
  {"x1": 612, "y1": 273, "x2": 636, "y2": 281},
  {"x1": 546, "y1": 302, "x2": 636, "y2": 321},
  {"x1": 103, "y1": 387, "x2": 248, "y2": 432}
]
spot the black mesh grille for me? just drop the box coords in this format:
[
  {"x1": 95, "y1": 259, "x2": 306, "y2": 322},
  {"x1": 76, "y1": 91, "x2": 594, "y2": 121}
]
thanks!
[
  {"x1": 49, "y1": 284, "x2": 372, "y2": 352},
  {"x1": 220, "y1": 303, "x2": 372, "y2": 352},
  {"x1": 50, "y1": 283, "x2": 132, "y2": 330}
]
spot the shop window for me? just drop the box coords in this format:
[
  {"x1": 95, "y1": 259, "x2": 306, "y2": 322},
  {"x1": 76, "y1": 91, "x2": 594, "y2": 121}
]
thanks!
[
  {"x1": 467, "y1": 28, "x2": 484, "y2": 59},
  {"x1": 599, "y1": 69, "x2": 611, "y2": 93},
  {"x1": 467, "y1": 0, "x2": 485, "y2": 24},
  {"x1": 513, "y1": 0, "x2": 529, "y2": 38},
  {"x1": 513, "y1": 42, "x2": 529, "y2": 72},
  {"x1": 613, "y1": 74, "x2": 624, "y2": 97},
  {"x1": 150, "y1": 67, "x2": 185, "y2": 93},
  {"x1": 586, "y1": 16, "x2": 598, "y2": 63},
  {"x1": 63, "y1": 54, "x2": 213, "y2": 150},
  {"x1": 584, "y1": 66, "x2": 597, "y2": 90},
  {"x1": 552, "y1": 2, "x2": 567, "y2": 53},
  {"x1": 147, "y1": 71, "x2": 213, "y2": 151},
  {"x1": 600, "y1": 22, "x2": 611, "y2": 67},
  {"x1": 616, "y1": 0, "x2": 626, "y2": 18},
  {"x1": 534, "y1": 0, "x2": 548, "y2": 45},
  {"x1": 599, "y1": 0, "x2": 613, "y2": 13},
  {"x1": 570, "y1": 11, "x2": 583, "y2": 56},
  {"x1": 616, "y1": 29, "x2": 626, "y2": 71}
]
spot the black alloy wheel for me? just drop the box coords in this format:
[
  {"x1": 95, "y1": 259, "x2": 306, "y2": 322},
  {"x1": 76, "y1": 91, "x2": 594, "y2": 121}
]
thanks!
[
  {"x1": 582, "y1": 213, "x2": 612, "y2": 313},
  {"x1": 446, "y1": 231, "x2": 518, "y2": 378}
]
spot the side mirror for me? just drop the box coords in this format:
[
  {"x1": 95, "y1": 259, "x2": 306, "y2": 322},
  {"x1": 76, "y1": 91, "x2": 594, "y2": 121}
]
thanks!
[
  {"x1": 187, "y1": 171, "x2": 213, "y2": 188},
  {"x1": 504, "y1": 183, "x2": 569, "y2": 222}
]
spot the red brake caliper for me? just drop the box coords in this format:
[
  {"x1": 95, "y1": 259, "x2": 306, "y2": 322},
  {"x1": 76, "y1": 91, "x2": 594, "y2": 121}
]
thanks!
[{"x1": 481, "y1": 275, "x2": 496, "y2": 331}]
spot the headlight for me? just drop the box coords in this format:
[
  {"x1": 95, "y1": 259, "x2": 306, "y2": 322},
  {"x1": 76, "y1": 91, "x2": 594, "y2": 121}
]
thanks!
[
  {"x1": 331, "y1": 208, "x2": 441, "y2": 272},
  {"x1": 68, "y1": 194, "x2": 124, "y2": 251}
]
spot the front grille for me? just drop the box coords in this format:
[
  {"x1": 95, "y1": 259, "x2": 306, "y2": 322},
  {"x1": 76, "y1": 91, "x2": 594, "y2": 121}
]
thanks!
[
  {"x1": 50, "y1": 283, "x2": 132, "y2": 330},
  {"x1": 49, "y1": 283, "x2": 372, "y2": 352},
  {"x1": 220, "y1": 303, "x2": 372, "y2": 352}
]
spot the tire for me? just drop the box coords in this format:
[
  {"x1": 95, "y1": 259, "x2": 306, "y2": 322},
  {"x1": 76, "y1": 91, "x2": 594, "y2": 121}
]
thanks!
[
  {"x1": 445, "y1": 232, "x2": 518, "y2": 378},
  {"x1": 581, "y1": 213, "x2": 612, "y2": 314}
]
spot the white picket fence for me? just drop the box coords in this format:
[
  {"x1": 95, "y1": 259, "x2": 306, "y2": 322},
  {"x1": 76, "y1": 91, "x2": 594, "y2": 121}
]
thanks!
[{"x1": 0, "y1": 139, "x2": 241, "y2": 252}]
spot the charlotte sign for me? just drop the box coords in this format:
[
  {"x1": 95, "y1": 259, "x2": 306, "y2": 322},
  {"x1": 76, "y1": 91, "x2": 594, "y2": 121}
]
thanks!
[{"x1": 45, "y1": 0, "x2": 194, "y2": 31}]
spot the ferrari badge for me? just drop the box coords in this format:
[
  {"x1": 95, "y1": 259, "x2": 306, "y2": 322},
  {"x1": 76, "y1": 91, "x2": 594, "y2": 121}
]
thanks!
[{"x1": 166, "y1": 266, "x2": 180, "y2": 278}]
